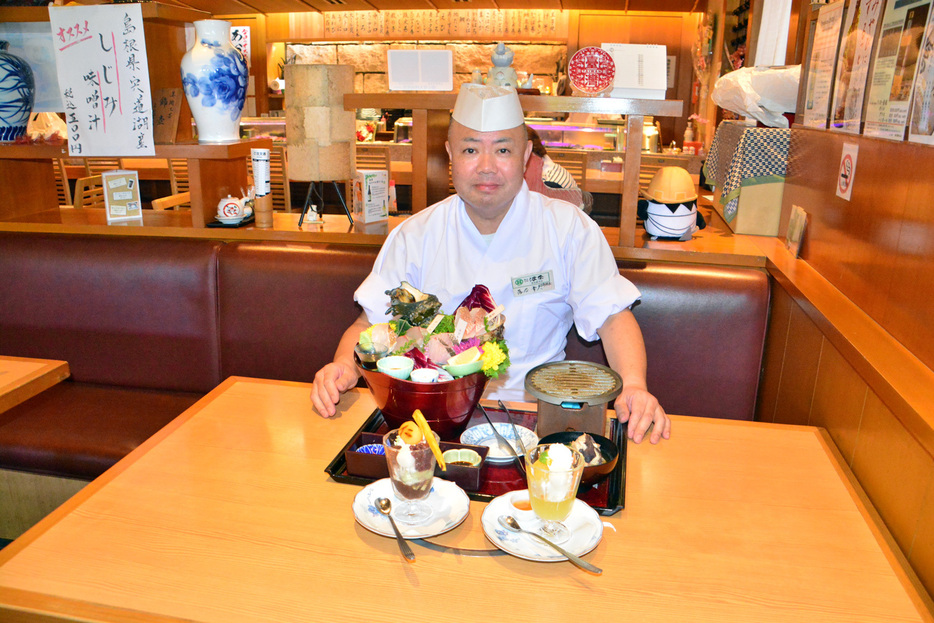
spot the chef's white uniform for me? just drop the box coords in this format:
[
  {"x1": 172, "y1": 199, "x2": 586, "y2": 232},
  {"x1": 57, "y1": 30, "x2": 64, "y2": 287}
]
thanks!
[{"x1": 355, "y1": 183, "x2": 641, "y2": 401}]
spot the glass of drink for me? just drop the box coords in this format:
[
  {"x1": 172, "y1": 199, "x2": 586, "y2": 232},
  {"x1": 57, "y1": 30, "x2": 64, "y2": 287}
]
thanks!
[
  {"x1": 525, "y1": 443, "x2": 584, "y2": 544},
  {"x1": 382, "y1": 429, "x2": 437, "y2": 524}
]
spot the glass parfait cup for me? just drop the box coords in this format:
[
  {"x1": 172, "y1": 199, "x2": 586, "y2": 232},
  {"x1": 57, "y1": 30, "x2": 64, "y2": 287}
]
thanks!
[
  {"x1": 382, "y1": 429, "x2": 438, "y2": 524},
  {"x1": 525, "y1": 444, "x2": 585, "y2": 544}
]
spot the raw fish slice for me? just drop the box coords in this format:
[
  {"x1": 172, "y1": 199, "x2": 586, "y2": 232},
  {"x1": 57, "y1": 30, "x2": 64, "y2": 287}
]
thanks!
[
  {"x1": 393, "y1": 326, "x2": 429, "y2": 353},
  {"x1": 425, "y1": 333, "x2": 457, "y2": 365},
  {"x1": 455, "y1": 307, "x2": 488, "y2": 340}
]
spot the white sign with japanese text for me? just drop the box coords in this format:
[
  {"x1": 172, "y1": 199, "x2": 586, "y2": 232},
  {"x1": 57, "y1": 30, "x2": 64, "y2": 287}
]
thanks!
[
  {"x1": 230, "y1": 26, "x2": 250, "y2": 69},
  {"x1": 49, "y1": 4, "x2": 155, "y2": 157}
]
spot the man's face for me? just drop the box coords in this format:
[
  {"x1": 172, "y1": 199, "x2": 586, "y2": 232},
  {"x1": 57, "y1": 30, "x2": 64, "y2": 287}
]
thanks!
[{"x1": 445, "y1": 120, "x2": 532, "y2": 230}]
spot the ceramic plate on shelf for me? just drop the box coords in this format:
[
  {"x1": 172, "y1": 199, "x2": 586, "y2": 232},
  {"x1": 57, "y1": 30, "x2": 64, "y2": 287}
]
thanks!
[
  {"x1": 215, "y1": 216, "x2": 244, "y2": 225},
  {"x1": 459, "y1": 423, "x2": 538, "y2": 464},
  {"x1": 352, "y1": 477, "x2": 469, "y2": 540},
  {"x1": 568, "y1": 46, "x2": 616, "y2": 94},
  {"x1": 480, "y1": 491, "x2": 603, "y2": 562}
]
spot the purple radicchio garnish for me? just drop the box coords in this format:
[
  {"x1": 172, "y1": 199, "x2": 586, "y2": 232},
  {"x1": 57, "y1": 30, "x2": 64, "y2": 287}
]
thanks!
[
  {"x1": 457, "y1": 284, "x2": 496, "y2": 312},
  {"x1": 402, "y1": 347, "x2": 443, "y2": 370}
]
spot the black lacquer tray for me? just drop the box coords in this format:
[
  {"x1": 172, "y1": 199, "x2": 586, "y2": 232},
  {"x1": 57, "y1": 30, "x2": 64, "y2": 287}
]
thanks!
[{"x1": 325, "y1": 405, "x2": 627, "y2": 516}]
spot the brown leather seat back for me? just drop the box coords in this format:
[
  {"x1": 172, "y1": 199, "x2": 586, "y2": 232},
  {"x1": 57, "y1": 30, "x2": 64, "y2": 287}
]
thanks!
[
  {"x1": 217, "y1": 242, "x2": 379, "y2": 383},
  {"x1": 565, "y1": 263, "x2": 770, "y2": 421},
  {"x1": 0, "y1": 232, "x2": 223, "y2": 393}
]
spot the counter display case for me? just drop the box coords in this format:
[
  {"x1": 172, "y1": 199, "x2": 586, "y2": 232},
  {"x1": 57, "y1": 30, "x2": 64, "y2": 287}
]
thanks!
[
  {"x1": 239, "y1": 117, "x2": 286, "y2": 142},
  {"x1": 527, "y1": 121, "x2": 617, "y2": 151}
]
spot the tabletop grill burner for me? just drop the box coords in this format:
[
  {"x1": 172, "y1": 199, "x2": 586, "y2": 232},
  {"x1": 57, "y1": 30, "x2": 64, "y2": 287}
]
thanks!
[
  {"x1": 527, "y1": 362, "x2": 620, "y2": 401},
  {"x1": 525, "y1": 361, "x2": 623, "y2": 437}
]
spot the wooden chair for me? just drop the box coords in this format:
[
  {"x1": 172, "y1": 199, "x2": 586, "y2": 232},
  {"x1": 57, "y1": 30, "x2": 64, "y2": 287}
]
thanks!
[
  {"x1": 168, "y1": 158, "x2": 190, "y2": 195},
  {"x1": 53, "y1": 158, "x2": 72, "y2": 207},
  {"x1": 269, "y1": 146, "x2": 291, "y2": 212},
  {"x1": 73, "y1": 175, "x2": 105, "y2": 210},
  {"x1": 151, "y1": 191, "x2": 190, "y2": 211},
  {"x1": 355, "y1": 145, "x2": 391, "y2": 175},
  {"x1": 83, "y1": 157, "x2": 123, "y2": 176}
]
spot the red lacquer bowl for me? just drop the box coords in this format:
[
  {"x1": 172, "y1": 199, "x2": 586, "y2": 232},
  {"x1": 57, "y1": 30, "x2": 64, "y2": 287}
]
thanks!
[{"x1": 357, "y1": 361, "x2": 489, "y2": 440}]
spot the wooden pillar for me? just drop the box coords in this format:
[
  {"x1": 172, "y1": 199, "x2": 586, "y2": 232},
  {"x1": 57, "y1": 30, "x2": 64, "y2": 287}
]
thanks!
[
  {"x1": 412, "y1": 108, "x2": 453, "y2": 212},
  {"x1": 617, "y1": 115, "x2": 643, "y2": 247}
]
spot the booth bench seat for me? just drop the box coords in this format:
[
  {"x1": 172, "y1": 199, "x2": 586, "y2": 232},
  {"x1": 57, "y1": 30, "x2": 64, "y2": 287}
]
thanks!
[{"x1": 0, "y1": 231, "x2": 769, "y2": 487}]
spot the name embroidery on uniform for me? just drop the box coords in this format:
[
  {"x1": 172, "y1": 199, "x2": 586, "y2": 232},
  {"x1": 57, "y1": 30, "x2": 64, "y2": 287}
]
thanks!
[{"x1": 512, "y1": 270, "x2": 555, "y2": 297}]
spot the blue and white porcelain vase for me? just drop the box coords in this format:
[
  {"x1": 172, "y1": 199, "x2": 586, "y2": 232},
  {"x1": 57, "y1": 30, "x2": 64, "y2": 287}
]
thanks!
[
  {"x1": 180, "y1": 20, "x2": 247, "y2": 144},
  {"x1": 0, "y1": 41, "x2": 35, "y2": 142}
]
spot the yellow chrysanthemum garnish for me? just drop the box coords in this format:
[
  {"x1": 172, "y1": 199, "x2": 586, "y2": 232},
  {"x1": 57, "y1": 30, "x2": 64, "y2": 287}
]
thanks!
[{"x1": 480, "y1": 341, "x2": 509, "y2": 379}]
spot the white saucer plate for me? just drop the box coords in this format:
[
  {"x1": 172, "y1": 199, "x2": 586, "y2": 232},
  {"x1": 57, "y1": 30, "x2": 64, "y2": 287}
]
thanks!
[
  {"x1": 459, "y1": 423, "x2": 538, "y2": 463},
  {"x1": 480, "y1": 490, "x2": 603, "y2": 562},
  {"x1": 353, "y1": 477, "x2": 469, "y2": 540},
  {"x1": 215, "y1": 215, "x2": 244, "y2": 225}
]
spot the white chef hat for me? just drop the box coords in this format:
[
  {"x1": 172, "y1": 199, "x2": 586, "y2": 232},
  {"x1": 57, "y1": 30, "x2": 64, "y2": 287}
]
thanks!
[{"x1": 452, "y1": 84, "x2": 525, "y2": 132}]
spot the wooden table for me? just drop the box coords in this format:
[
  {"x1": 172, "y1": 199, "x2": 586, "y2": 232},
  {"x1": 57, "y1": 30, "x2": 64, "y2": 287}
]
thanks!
[
  {"x1": 0, "y1": 379, "x2": 929, "y2": 622},
  {"x1": 0, "y1": 356, "x2": 69, "y2": 415}
]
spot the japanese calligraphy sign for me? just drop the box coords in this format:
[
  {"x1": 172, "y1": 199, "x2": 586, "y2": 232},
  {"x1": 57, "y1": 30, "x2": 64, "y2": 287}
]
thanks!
[
  {"x1": 152, "y1": 87, "x2": 181, "y2": 144},
  {"x1": 49, "y1": 4, "x2": 155, "y2": 157},
  {"x1": 230, "y1": 26, "x2": 250, "y2": 69}
]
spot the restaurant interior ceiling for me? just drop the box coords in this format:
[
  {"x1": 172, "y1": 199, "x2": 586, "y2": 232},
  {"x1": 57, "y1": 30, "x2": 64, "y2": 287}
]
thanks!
[{"x1": 144, "y1": 0, "x2": 706, "y2": 15}]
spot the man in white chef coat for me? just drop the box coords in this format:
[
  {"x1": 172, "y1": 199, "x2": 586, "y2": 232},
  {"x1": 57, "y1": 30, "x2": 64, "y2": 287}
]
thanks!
[{"x1": 311, "y1": 84, "x2": 670, "y2": 444}]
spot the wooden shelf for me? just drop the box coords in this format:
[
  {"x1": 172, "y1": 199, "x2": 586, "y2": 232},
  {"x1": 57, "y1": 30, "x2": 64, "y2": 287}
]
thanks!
[
  {"x1": 0, "y1": 143, "x2": 68, "y2": 159},
  {"x1": 0, "y1": 139, "x2": 272, "y2": 228},
  {"x1": 154, "y1": 139, "x2": 271, "y2": 159},
  {"x1": 345, "y1": 93, "x2": 683, "y2": 118},
  {"x1": 345, "y1": 93, "x2": 684, "y2": 247}
]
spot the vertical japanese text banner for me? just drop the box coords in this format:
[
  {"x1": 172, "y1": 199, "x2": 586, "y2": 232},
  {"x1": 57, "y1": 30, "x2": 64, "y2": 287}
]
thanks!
[{"x1": 49, "y1": 4, "x2": 155, "y2": 157}]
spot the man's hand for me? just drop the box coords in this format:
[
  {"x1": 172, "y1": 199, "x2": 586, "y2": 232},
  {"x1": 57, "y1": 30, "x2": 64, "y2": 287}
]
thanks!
[
  {"x1": 310, "y1": 311, "x2": 371, "y2": 418},
  {"x1": 597, "y1": 309, "x2": 670, "y2": 444},
  {"x1": 614, "y1": 386, "x2": 670, "y2": 444},
  {"x1": 310, "y1": 361, "x2": 360, "y2": 418}
]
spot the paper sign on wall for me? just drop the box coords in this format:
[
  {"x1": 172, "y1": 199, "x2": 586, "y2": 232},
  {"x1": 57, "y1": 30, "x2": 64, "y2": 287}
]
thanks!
[
  {"x1": 836, "y1": 142, "x2": 859, "y2": 200},
  {"x1": 803, "y1": 1, "x2": 846, "y2": 129},
  {"x1": 49, "y1": 4, "x2": 155, "y2": 157},
  {"x1": 102, "y1": 170, "x2": 143, "y2": 223},
  {"x1": 230, "y1": 26, "x2": 250, "y2": 69}
]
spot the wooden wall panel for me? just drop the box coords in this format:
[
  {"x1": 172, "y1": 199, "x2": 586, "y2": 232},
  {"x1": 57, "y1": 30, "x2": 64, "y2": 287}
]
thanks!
[
  {"x1": 756, "y1": 281, "x2": 793, "y2": 423},
  {"x1": 772, "y1": 302, "x2": 823, "y2": 426},
  {"x1": 782, "y1": 128, "x2": 934, "y2": 373},
  {"x1": 810, "y1": 342, "x2": 869, "y2": 464},
  {"x1": 911, "y1": 479, "x2": 934, "y2": 601},
  {"x1": 851, "y1": 391, "x2": 934, "y2": 555},
  {"x1": 764, "y1": 274, "x2": 934, "y2": 600}
]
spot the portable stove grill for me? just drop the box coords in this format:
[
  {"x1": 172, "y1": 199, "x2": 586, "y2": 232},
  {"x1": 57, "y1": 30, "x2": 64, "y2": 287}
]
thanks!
[{"x1": 524, "y1": 361, "x2": 623, "y2": 437}]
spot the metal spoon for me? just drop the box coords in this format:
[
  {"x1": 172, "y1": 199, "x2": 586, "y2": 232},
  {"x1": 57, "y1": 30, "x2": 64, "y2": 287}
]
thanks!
[
  {"x1": 497, "y1": 515, "x2": 602, "y2": 575},
  {"x1": 376, "y1": 497, "x2": 415, "y2": 563}
]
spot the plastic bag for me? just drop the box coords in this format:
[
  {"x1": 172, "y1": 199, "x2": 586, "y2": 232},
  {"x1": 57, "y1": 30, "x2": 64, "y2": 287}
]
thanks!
[
  {"x1": 26, "y1": 113, "x2": 67, "y2": 141},
  {"x1": 712, "y1": 66, "x2": 800, "y2": 128}
]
